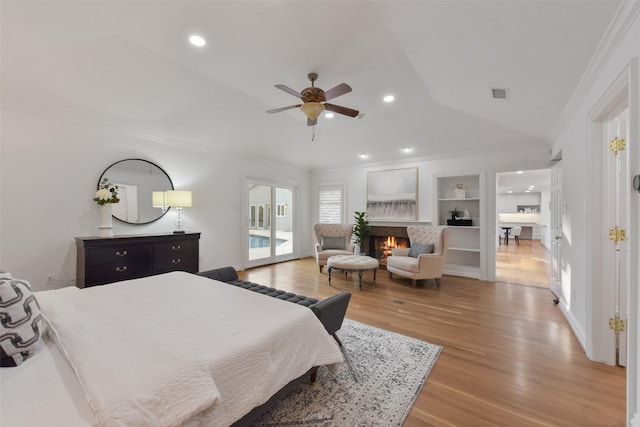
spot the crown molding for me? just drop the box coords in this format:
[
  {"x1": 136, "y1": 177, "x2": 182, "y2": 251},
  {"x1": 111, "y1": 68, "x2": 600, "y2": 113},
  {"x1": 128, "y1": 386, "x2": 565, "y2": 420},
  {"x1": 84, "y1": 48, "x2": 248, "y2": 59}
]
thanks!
[{"x1": 550, "y1": 0, "x2": 640, "y2": 141}]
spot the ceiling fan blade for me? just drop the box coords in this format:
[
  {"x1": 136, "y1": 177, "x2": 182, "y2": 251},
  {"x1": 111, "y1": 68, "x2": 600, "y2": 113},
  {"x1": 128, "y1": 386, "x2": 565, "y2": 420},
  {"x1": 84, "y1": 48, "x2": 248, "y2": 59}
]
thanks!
[
  {"x1": 266, "y1": 104, "x2": 302, "y2": 114},
  {"x1": 275, "y1": 84, "x2": 302, "y2": 99},
  {"x1": 307, "y1": 117, "x2": 317, "y2": 127},
  {"x1": 324, "y1": 103, "x2": 359, "y2": 118},
  {"x1": 324, "y1": 83, "x2": 352, "y2": 101}
]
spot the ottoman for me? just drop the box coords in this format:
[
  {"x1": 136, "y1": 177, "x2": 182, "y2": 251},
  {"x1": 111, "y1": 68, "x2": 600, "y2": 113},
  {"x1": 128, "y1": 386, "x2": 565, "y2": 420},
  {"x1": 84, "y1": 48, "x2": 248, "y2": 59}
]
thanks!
[{"x1": 327, "y1": 255, "x2": 379, "y2": 290}]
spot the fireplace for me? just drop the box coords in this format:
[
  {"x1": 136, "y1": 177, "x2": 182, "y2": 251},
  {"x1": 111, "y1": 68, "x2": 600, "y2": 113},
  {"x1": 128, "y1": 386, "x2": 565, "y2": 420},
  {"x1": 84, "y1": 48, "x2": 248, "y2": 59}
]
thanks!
[{"x1": 368, "y1": 226, "x2": 409, "y2": 267}]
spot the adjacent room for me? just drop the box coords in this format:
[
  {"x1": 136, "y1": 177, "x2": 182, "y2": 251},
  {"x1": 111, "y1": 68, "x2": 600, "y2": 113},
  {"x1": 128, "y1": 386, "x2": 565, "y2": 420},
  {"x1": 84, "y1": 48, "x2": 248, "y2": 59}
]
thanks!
[
  {"x1": 496, "y1": 169, "x2": 552, "y2": 288},
  {"x1": 1, "y1": 1, "x2": 639, "y2": 426}
]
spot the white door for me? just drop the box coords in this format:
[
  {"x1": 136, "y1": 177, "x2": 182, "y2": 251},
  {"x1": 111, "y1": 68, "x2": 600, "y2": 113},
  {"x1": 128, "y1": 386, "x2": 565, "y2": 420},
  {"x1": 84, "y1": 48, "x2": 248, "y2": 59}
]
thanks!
[
  {"x1": 603, "y1": 108, "x2": 629, "y2": 367},
  {"x1": 550, "y1": 166, "x2": 563, "y2": 299}
]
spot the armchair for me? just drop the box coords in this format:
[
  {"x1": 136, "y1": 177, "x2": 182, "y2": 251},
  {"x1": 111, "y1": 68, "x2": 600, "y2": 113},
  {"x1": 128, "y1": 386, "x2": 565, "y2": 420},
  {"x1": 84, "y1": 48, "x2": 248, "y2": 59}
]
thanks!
[
  {"x1": 314, "y1": 223, "x2": 356, "y2": 272},
  {"x1": 386, "y1": 225, "x2": 448, "y2": 287}
]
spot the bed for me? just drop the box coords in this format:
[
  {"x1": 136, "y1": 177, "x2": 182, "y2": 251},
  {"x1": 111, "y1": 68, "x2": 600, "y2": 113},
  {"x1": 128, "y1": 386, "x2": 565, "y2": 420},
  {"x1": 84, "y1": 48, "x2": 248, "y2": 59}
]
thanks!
[{"x1": 0, "y1": 271, "x2": 343, "y2": 426}]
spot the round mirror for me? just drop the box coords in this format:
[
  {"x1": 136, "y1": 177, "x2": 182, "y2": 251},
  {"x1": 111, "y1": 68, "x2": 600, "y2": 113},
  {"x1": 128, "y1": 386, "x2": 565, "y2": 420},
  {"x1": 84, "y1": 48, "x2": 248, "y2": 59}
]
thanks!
[{"x1": 97, "y1": 159, "x2": 174, "y2": 225}]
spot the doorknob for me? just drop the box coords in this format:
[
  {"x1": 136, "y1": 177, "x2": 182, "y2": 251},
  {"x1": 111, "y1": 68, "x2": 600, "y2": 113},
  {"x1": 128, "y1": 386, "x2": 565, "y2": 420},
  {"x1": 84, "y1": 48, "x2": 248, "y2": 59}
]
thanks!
[{"x1": 555, "y1": 235, "x2": 562, "y2": 240}]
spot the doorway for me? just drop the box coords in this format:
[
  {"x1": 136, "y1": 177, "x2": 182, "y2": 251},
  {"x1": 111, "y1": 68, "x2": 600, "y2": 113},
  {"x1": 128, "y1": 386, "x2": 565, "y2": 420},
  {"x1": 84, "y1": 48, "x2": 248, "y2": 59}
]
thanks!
[
  {"x1": 495, "y1": 169, "x2": 552, "y2": 287},
  {"x1": 245, "y1": 180, "x2": 297, "y2": 268}
]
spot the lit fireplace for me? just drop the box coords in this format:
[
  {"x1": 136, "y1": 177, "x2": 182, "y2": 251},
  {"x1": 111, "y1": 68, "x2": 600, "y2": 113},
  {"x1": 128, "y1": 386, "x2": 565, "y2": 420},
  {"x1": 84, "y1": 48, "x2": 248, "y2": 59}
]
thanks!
[
  {"x1": 375, "y1": 236, "x2": 408, "y2": 265},
  {"x1": 368, "y1": 226, "x2": 410, "y2": 267}
]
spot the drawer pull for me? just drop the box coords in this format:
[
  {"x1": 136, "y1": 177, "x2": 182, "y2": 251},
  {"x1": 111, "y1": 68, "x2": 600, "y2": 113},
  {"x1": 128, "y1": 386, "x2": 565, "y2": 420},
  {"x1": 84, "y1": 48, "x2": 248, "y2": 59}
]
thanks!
[
  {"x1": 172, "y1": 258, "x2": 181, "y2": 264},
  {"x1": 115, "y1": 266, "x2": 128, "y2": 272},
  {"x1": 116, "y1": 250, "x2": 128, "y2": 257},
  {"x1": 171, "y1": 245, "x2": 181, "y2": 251}
]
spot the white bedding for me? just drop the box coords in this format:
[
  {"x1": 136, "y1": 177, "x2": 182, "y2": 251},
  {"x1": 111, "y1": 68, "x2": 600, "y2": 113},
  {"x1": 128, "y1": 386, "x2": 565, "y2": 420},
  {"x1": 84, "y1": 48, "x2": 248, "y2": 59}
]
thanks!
[{"x1": 8, "y1": 271, "x2": 342, "y2": 427}]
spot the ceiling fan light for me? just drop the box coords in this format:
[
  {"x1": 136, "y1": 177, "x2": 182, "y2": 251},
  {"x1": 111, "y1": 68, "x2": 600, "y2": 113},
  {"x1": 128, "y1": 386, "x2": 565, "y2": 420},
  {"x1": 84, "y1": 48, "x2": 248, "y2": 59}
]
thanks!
[{"x1": 300, "y1": 102, "x2": 325, "y2": 120}]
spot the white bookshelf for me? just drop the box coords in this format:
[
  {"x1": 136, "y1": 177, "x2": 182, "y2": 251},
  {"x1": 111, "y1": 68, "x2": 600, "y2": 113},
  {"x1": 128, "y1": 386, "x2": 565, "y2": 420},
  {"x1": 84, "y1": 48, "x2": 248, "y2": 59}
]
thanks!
[{"x1": 435, "y1": 173, "x2": 483, "y2": 279}]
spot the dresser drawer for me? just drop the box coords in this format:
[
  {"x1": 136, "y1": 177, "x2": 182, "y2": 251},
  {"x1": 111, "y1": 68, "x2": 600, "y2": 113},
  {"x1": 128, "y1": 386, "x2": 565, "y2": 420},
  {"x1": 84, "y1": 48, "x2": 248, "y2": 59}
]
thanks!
[
  {"x1": 153, "y1": 239, "x2": 198, "y2": 274},
  {"x1": 86, "y1": 244, "x2": 151, "y2": 265},
  {"x1": 152, "y1": 256, "x2": 198, "y2": 274},
  {"x1": 85, "y1": 261, "x2": 152, "y2": 286},
  {"x1": 153, "y1": 239, "x2": 198, "y2": 258}
]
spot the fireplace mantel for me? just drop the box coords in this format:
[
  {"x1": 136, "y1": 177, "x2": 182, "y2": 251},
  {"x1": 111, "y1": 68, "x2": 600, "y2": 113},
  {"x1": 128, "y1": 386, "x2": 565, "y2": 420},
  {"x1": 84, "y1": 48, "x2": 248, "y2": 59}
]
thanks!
[{"x1": 369, "y1": 221, "x2": 431, "y2": 228}]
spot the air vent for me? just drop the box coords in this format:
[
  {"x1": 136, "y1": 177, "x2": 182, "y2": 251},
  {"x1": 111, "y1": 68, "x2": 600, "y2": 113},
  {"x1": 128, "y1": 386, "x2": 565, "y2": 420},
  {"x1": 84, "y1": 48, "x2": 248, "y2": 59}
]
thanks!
[{"x1": 491, "y1": 88, "x2": 509, "y2": 99}]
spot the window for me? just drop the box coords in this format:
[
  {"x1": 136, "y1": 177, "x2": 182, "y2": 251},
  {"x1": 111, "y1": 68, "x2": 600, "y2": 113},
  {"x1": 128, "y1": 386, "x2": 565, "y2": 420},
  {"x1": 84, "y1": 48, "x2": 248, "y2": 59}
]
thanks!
[
  {"x1": 266, "y1": 204, "x2": 271, "y2": 228},
  {"x1": 249, "y1": 205, "x2": 257, "y2": 228},
  {"x1": 258, "y1": 205, "x2": 265, "y2": 229},
  {"x1": 277, "y1": 204, "x2": 286, "y2": 217},
  {"x1": 318, "y1": 185, "x2": 344, "y2": 223}
]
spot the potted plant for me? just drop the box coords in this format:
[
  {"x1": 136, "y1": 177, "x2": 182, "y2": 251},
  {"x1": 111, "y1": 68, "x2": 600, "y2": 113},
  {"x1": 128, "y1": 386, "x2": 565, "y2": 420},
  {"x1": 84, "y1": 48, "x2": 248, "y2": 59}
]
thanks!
[
  {"x1": 353, "y1": 211, "x2": 370, "y2": 255},
  {"x1": 448, "y1": 207, "x2": 461, "y2": 220}
]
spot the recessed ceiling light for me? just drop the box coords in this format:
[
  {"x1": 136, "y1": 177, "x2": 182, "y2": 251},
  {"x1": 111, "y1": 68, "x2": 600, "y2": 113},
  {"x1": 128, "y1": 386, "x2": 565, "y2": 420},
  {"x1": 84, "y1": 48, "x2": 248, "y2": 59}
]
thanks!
[
  {"x1": 516, "y1": 171, "x2": 524, "y2": 174},
  {"x1": 401, "y1": 147, "x2": 413, "y2": 153},
  {"x1": 358, "y1": 153, "x2": 369, "y2": 159},
  {"x1": 508, "y1": 191, "x2": 513, "y2": 194},
  {"x1": 325, "y1": 112, "x2": 335, "y2": 119},
  {"x1": 189, "y1": 35, "x2": 206, "y2": 47},
  {"x1": 525, "y1": 190, "x2": 531, "y2": 193},
  {"x1": 383, "y1": 95, "x2": 395, "y2": 103},
  {"x1": 529, "y1": 185, "x2": 535, "y2": 189}
]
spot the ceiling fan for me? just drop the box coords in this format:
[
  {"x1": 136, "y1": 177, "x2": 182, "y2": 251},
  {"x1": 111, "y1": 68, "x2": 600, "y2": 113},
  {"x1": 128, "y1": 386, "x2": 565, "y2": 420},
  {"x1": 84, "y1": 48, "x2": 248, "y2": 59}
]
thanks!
[{"x1": 266, "y1": 73, "x2": 359, "y2": 126}]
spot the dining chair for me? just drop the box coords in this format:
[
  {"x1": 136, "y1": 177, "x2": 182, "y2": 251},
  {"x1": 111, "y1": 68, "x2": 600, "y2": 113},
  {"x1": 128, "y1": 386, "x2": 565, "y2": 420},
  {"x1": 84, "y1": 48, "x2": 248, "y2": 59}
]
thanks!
[{"x1": 510, "y1": 226, "x2": 522, "y2": 245}]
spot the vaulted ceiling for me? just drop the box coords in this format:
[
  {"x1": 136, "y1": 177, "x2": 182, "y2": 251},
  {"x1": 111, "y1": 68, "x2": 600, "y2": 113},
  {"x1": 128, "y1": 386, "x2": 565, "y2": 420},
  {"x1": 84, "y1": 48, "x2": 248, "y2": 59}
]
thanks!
[{"x1": 1, "y1": 1, "x2": 621, "y2": 170}]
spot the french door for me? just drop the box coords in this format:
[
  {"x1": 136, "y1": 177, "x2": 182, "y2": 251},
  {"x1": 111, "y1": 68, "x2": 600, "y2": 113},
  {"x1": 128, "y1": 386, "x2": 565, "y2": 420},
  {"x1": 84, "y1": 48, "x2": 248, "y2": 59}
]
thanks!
[{"x1": 245, "y1": 180, "x2": 296, "y2": 268}]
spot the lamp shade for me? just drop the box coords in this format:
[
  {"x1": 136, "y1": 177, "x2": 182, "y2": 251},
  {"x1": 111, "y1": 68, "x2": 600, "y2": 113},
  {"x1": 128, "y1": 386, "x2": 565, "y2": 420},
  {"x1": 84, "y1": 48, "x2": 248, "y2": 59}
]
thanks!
[
  {"x1": 300, "y1": 102, "x2": 325, "y2": 120},
  {"x1": 166, "y1": 190, "x2": 192, "y2": 208},
  {"x1": 152, "y1": 191, "x2": 166, "y2": 208}
]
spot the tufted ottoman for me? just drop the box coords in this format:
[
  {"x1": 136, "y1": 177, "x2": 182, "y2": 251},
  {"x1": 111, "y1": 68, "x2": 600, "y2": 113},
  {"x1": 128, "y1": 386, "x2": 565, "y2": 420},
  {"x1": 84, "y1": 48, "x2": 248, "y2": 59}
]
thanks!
[{"x1": 327, "y1": 255, "x2": 379, "y2": 290}]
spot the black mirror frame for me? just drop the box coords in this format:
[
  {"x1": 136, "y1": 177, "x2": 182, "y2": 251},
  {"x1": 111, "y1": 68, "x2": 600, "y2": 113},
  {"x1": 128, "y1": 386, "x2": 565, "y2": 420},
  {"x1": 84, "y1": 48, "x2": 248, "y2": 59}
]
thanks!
[{"x1": 97, "y1": 158, "x2": 174, "y2": 225}]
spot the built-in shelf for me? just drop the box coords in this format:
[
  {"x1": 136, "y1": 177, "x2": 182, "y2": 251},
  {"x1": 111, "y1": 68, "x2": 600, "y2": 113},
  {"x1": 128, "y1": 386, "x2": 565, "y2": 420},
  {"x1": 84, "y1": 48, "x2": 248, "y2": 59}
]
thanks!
[{"x1": 435, "y1": 173, "x2": 484, "y2": 279}]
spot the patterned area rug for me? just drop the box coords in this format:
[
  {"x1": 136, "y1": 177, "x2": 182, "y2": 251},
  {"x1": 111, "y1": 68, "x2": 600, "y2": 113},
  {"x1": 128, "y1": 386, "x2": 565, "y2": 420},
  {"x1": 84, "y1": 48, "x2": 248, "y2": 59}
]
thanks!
[{"x1": 252, "y1": 319, "x2": 442, "y2": 426}]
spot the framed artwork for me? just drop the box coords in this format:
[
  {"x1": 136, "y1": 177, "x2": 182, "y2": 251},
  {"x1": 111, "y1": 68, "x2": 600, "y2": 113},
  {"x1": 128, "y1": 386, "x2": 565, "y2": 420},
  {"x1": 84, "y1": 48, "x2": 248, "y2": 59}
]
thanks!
[{"x1": 366, "y1": 167, "x2": 418, "y2": 220}]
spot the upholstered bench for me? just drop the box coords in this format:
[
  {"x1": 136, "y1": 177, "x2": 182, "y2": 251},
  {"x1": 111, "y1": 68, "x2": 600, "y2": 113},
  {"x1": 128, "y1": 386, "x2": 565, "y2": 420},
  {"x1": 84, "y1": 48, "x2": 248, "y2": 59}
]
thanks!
[{"x1": 197, "y1": 266, "x2": 351, "y2": 346}]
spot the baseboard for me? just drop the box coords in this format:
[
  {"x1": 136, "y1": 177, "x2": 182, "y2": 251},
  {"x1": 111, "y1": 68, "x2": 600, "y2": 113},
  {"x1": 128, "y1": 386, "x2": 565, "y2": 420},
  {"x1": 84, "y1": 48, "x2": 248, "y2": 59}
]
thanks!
[{"x1": 557, "y1": 297, "x2": 587, "y2": 352}]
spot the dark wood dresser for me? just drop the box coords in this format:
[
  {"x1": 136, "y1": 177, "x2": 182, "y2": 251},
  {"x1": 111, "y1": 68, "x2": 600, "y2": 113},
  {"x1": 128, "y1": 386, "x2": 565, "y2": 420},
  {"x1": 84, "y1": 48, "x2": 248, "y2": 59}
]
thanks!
[{"x1": 75, "y1": 232, "x2": 200, "y2": 288}]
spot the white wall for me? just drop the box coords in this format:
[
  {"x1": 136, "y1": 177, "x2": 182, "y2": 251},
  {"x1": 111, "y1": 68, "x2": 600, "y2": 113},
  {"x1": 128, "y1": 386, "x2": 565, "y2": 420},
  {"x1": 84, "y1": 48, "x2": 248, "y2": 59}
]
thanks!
[
  {"x1": 313, "y1": 150, "x2": 550, "y2": 224},
  {"x1": 551, "y1": 7, "x2": 640, "y2": 346},
  {"x1": 0, "y1": 107, "x2": 312, "y2": 291}
]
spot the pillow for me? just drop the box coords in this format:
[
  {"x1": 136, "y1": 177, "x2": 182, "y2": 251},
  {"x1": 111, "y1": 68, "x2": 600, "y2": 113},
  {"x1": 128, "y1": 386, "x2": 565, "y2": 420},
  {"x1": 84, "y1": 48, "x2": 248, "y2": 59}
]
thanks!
[
  {"x1": 408, "y1": 243, "x2": 434, "y2": 258},
  {"x1": 0, "y1": 274, "x2": 43, "y2": 367},
  {"x1": 321, "y1": 236, "x2": 346, "y2": 250}
]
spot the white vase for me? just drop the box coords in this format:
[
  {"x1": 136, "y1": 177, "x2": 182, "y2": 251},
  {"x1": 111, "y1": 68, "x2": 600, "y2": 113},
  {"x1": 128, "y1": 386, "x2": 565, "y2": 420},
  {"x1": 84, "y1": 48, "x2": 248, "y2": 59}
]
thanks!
[{"x1": 98, "y1": 203, "x2": 114, "y2": 238}]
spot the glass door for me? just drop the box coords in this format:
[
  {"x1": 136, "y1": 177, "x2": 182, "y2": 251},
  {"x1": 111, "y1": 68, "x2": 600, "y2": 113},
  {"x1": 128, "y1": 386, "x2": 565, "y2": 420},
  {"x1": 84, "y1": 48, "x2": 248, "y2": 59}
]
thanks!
[{"x1": 246, "y1": 180, "x2": 296, "y2": 267}]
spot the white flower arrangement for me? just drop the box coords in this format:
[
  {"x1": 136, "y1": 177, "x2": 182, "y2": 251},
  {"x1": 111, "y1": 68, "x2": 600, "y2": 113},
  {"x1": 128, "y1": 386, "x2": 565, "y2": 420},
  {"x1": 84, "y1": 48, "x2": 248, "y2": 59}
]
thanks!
[{"x1": 93, "y1": 178, "x2": 120, "y2": 205}]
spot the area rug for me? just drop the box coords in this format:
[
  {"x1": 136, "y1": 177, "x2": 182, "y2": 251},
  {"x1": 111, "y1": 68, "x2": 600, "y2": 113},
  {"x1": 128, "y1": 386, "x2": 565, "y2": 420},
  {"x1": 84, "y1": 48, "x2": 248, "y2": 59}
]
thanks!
[{"x1": 252, "y1": 319, "x2": 442, "y2": 426}]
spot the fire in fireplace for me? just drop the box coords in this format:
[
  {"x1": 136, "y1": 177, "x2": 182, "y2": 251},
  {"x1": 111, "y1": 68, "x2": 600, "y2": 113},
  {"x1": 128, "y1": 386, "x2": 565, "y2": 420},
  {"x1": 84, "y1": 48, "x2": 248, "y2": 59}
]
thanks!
[
  {"x1": 372, "y1": 235, "x2": 409, "y2": 265},
  {"x1": 367, "y1": 225, "x2": 410, "y2": 266}
]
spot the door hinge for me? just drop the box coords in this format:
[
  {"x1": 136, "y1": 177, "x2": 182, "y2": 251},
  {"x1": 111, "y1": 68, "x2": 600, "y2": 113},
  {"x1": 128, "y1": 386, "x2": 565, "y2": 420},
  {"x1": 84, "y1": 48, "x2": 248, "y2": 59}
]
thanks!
[
  {"x1": 608, "y1": 227, "x2": 626, "y2": 242},
  {"x1": 609, "y1": 137, "x2": 626, "y2": 153},
  {"x1": 609, "y1": 316, "x2": 626, "y2": 332}
]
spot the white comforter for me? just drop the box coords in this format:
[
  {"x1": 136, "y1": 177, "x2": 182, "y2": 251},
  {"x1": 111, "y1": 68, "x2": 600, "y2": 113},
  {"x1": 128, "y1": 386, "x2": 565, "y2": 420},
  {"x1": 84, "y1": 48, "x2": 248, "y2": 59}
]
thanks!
[{"x1": 36, "y1": 271, "x2": 343, "y2": 427}]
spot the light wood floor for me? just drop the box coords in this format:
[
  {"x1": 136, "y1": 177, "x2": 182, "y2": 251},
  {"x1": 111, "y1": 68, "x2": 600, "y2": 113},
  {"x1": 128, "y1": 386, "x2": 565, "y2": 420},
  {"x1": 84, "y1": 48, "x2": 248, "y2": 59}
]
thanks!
[
  {"x1": 239, "y1": 258, "x2": 625, "y2": 426},
  {"x1": 496, "y1": 239, "x2": 551, "y2": 288}
]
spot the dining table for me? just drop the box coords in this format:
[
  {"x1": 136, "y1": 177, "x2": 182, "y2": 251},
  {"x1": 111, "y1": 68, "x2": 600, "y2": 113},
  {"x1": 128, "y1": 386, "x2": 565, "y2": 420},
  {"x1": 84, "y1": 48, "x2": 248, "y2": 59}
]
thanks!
[{"x1": 501, "y1": 226, "x2": 513, "y2": 245}]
